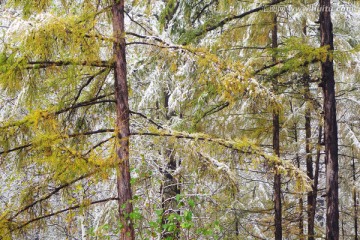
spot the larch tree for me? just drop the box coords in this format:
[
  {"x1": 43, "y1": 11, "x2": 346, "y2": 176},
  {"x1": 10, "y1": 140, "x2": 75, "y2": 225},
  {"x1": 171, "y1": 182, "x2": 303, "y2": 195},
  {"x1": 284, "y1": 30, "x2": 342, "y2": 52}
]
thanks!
[
  {"x1": 0, "y1": 0, "x2": 136, "y2": 238},
  {"x1": 1, "y1": 0, "x2": 360, "y2": 239}
]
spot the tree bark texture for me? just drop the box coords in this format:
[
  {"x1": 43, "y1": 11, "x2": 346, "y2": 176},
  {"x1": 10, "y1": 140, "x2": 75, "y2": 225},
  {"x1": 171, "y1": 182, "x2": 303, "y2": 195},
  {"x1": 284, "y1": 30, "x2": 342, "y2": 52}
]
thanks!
[
  {"x1": 272, "y1": 5, "x2": 282, "y2": 239},
  {"x1": 112, "y1": 0, "x2": 135, "y2": 239},
  {"x1": 161, "y1": 149, "x2": 181, "y2": 239},
  {"x1": 319, "y1": 0, "x2": 339, "y2": 239},
  {"x1": 353, "y1": 150, "x2": 358, "y2": 240}
]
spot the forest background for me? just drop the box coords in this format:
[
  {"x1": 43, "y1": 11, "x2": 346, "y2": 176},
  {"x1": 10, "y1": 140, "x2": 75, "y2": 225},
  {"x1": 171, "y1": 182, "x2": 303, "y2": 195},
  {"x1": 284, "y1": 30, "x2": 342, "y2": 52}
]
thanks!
[{"x1": 0, "y1": 0, "x2": 360, "y2": 239}]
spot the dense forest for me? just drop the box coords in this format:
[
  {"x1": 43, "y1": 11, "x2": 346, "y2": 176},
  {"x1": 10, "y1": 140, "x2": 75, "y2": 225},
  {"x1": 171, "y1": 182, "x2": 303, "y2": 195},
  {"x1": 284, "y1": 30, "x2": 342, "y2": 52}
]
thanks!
[{"x1": 0, "y1": 0, "x2": 359, "y2": 239}]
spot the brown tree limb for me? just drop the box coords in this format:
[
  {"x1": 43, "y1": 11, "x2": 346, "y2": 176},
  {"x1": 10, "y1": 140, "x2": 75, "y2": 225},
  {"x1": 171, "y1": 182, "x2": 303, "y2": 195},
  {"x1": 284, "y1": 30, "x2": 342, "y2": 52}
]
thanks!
[
  {"x1": 26, "y1": 60, "x2": 114, "y2": 69},
  {"x1": 8, "y1": 172, "x2": 95, "y2": 221},
  {"x1": 10, "y1": 197, "x2": 118, "y2": 233},
  {"x1": 179, "y1": 0, "x2": 286, "y2": 45},
  {"x1": 72, "y1": 68, "x2": 109, "y2": 105}
]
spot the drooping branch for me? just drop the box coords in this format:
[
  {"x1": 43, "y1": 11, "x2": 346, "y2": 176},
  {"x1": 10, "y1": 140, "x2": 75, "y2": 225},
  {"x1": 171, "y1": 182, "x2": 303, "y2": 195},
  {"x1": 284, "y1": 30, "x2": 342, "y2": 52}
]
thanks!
[
  {"x1": 191, "y1": 0, "x2": 218, "y2": 25},
  {"x1": 179, "y1": 0, "x2": 286, "y2": 45},
  {"x1": 72, "y1": 68, "x2": 109, "y2": 105},
  {"x1": 126, "y1": 32, "x2": 185, "y2": 51},
  {"x1": 129, "y1": 110, "x2": 163, "y2": 129},
  {"x1": 84, "y1": 136, "x2": 115, "y2": 156},
  {"x1": 125, "y1": 11, "x2": 151, "y2": 34},
  {"x1": 8, "y1": 172, "x2": 95, "y2": 221}
]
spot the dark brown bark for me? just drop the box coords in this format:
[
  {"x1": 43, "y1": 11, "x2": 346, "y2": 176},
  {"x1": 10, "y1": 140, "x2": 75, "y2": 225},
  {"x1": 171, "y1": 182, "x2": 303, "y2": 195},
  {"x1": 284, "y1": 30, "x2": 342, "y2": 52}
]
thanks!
[
  {"x1": 319, "y1": 0, "x2": 339, "y2": 239},
  {"x1": 305, "y1": 72, "x2": 317, "y2": 240},
  {"x1": 272, "y1": 6, "x2": 282, "y2": 239},
  {"x1": 353, "y1": 149, "x2": 358, "y2": 240},
  {"x1": 299, "y1": 196, "x2": 304, "y2": 239},
  {"x1": 112, "y1": 0, "x2": 135, "y2": 239}
]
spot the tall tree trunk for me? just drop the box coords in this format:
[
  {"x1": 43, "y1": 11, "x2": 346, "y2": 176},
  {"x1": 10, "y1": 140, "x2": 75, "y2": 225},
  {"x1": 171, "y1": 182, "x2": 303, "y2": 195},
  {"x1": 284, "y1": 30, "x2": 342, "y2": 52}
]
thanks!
[
  {"x1": 301, "y1": 17, "x2": 317, "y2": 240},
  {"x1": 271, "y1": 5, "x2": 282, "y2": 239},
  {"x1": 307, "y1": 125, "x2": 323, "y2": 240},
  {"x1": 161, "y1": 91, "x2": 181, "y2": 239},
  {"x1": 161, "y1": 149, "x2": 181, "y2": 239},
  {"x1": 305, "y1": 76, "x2": 315, "y2": 240},
  {"x1": 290, "y1": 100, "x2": 304, "y2": 239},
  {"x1": 319, "y1": 0, "x2": 339, "y2": 239},
  {"x1": 112, "y1": 0, "x2": 135, "y2": 239},
  {"x1": 352, "y1": 148, "x2": 358, "y2": 240}
]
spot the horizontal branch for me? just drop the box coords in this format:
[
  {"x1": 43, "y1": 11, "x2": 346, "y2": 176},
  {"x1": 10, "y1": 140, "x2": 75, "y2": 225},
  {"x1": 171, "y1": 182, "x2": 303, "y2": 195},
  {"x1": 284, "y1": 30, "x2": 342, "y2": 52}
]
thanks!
[
  {"x1": 253, "y1": 56, "x2": 320, "y2": 77},
  {"x1": 126, "y1": 41, "x2": 182, "y2": 50},
  {"x1": 126, "y1": 32, "x2": 184, "y2": 50},
  {"x1": 11, "y1": 197, "x2": 118, "y2": 233},
  {"x1": 0, "y1": 108, "x2": 162, "y2": 155},
  {"x1": 129, "y1": 111, "x2": 163, "y2": 129},
  {"x1": 55, "y1": 100, "x2": 115, "y2": 114},
  {"x1": 0, "y1": 129, "x2": 114, "y2": 156},
  {"x1": 26, "y1": 60, "x2": 114, "y2": 69},
  {"x1": 0, "y1": 144, "x2": 32, "y2": 155},
  {"x1": 131, "y1": 131, "x2": 239, "y2": 150},
  {"x1": 126, "y1": 31, "x2": 166, "y2": 44}
]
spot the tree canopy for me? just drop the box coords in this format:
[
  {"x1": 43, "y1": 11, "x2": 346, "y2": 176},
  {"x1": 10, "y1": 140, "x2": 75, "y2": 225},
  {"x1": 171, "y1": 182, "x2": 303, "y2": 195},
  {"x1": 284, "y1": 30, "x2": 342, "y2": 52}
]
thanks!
[{"x1": 0, "y1": 0, "x2": 360, "y2": 239}]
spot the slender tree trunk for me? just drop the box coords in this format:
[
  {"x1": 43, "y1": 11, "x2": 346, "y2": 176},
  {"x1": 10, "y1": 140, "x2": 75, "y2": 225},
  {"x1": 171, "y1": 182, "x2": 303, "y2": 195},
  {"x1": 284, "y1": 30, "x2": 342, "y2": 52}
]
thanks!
[
  {"x1": 305, "y1": 77, "x2": 316, "y2": 240},
  {"x1": 300, "y1": 17, "x2": 317, "y2": 240},
  {"x1": 273, "y1": 115, "x2": 282, "y2": 240},
  {"x1": 295, "y1": 122, "x2": 305, "y2": 239},
  {"x1": 271, "y1": 5, "x2": 282, "y2": 239},
  {"x1": 308, "y1": 125, "x2": 323, "y2": 238},
  {"x1": 290, "y1": 100, "x2": 304, "y2": 239},
  {"x1": 305, "y1": 76, "x2": 317, "y2": 240},
  {"x1": 341, "y1": 208, "x2": 345, "y2": 240},
  {"x1": 112, "y1": 1, "x2": 135, "y2": 239},
  {"x1": 161, "y1": 149, "x2": 181, "y2": 239},
  {"x1": 161, "y1": 91, "x2": 181, "y2": 239},
  {"x1": 319, "y1": 0, "x2": 339, "y2": 239},
  {"x1": 352, "y1": 149, "x2": 358, "y2": 240}
]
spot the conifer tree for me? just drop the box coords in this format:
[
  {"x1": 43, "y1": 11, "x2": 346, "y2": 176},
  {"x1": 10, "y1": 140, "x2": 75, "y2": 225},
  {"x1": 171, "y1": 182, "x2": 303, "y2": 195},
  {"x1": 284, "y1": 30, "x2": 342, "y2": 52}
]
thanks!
[{"x1": 1, "y1": 0, "x2": 359, "y2": 239}]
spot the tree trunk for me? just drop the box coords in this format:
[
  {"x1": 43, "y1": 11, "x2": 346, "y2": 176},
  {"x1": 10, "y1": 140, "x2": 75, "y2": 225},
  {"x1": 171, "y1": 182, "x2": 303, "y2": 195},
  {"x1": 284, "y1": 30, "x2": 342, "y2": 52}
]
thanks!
[
  {"x1": 352, "y1": 149, "x2": 358, "y2": 240},
  {"x1": 301, "y1": 17, "x2": 317, "y2": 240},
  {"x1": 161, "y1": 148, "x2": 181, "y2": 239},
  {"x1": 295, "y1": 123, "x2": 304, "y2": 239},
  {"x1": 112, "y1": 0, "x2": 135, "y2": 239},
  {"x1": 272, "y1": 5, "x2": 282, "y2": 239},
  {"x1": 291, "y1": 100, "x2": 304, "y2": 239},
  {"x1": 305, "y1": 75, "x2": 316, "y2": 240},
  {"x1": 307, "y1": 125, "x2": 322, "y2": 240},
  {"x1": 319, "y1": 0, "x2": 339, "y2": 239},
  {"x1": 161, "y1": 91, "x2": 181, "y2": 239}
]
